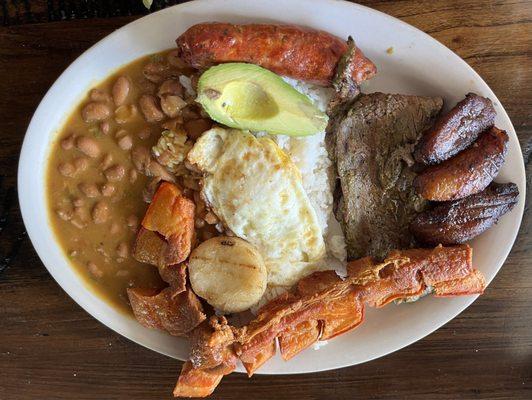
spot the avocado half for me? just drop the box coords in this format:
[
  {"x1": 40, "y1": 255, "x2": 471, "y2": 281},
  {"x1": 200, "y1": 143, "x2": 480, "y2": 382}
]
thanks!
[{"x1": 196, "y1": 63, "x2": 328, "y2": 136}]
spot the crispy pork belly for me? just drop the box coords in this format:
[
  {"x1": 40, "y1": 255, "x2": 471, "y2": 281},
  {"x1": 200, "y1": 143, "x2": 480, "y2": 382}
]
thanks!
[
  {"x1": 127, "y1": 287, "x2": 205, "y2": 337},
  {"x1": 174, "y1": 245, "x2": 485, "y2": 396},
  {"x1": 135, "y1": 182, "x2": 195, "y2": 266}
]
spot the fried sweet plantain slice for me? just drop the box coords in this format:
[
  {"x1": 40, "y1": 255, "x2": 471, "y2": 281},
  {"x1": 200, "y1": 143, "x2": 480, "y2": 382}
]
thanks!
[
  {"x1": 173, "y1": 361, "x2": 223, "y2": 398},
  {"x1": 414, "y1": 127, "x2": 508, "y2": 201},
  {"x1": 127, "y1": 286, "x2": 205, "y2": 337},
  {"x1": 414, "y1": 93, "x2": 496, "y2": 165},
  {"x1": 410, "y1": 182, "x2": 519, "y2": 245}
]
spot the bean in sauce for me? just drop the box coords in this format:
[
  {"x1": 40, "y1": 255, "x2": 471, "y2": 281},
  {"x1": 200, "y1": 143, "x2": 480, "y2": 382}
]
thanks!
[{"x1": 46, "y1": 50, "x2": 215, "y2": 313}]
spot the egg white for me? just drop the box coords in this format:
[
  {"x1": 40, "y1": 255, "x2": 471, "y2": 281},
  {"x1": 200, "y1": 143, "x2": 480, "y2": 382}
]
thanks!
[{"x1": 187, "y1": 127, "x2": 326, "y2": 286}]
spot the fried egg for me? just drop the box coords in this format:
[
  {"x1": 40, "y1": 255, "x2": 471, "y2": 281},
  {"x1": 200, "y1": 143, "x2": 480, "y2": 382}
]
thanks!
[{"x1": 187, "y1": 127, "x2": 326, "y2": 286}]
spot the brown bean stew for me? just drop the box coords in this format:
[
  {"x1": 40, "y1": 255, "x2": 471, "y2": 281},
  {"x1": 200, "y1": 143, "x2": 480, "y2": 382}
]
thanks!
[{"x1": 46, "y1": 50, "x2": 215, "y2": 313}]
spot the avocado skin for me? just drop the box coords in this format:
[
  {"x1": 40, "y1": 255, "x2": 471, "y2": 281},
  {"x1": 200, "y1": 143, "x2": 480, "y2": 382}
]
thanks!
[{"x1": 196, "y1": 63, "x2": 328, "y2": 136}]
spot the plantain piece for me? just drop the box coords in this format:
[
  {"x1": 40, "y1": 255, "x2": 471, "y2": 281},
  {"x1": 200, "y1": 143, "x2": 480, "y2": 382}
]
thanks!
[
  {"x1": 410, "y1": 182, "x2": 519, "y2": 245},
  {"x1": 414, "y1": 127, "x2": 508, "y2": 201},
  {"x1": 414, "y1": 93, "x2": 496, "y2": 165}
]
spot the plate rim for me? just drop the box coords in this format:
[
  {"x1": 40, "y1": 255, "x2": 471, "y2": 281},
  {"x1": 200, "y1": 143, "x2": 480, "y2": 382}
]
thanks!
[{"x1": 18, "y1": 0, "x2": 526, "y2": 375}]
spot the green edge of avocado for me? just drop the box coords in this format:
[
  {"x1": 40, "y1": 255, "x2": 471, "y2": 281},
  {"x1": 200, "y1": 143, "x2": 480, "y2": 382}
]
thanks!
[{"x1": 196, "y1": 63, "x2": 328, "y2": 136}]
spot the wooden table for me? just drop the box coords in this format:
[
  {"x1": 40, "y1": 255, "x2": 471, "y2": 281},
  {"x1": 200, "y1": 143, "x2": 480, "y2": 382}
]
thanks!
[{"x1": 1, "y1": 1, "x2": 530, "y2": 399}]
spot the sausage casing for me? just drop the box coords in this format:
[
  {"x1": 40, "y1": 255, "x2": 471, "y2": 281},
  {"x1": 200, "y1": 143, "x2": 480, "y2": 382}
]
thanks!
[
  {"x1": 414, "y1": 127, "x2": 508, "y2": 201},
  {"x1": 410, "y1": 182, "x2": 519, "y2": 245},
  {"x1": 414, "y1": 93, "x2": 496, "y2": 165},
  {"x1": 176, "y1": 22, "x2": 377, "y2": 86}
]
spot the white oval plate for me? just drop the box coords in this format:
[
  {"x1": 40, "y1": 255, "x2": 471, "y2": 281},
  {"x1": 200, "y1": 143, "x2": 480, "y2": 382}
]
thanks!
[{"x1": 19, "y1": 0, "x2": 525, "y2": 374}]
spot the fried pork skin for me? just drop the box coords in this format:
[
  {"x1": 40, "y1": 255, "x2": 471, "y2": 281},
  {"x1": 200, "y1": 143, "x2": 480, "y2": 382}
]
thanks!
[{"x1": 174, "y1": 245, "x2": 485, "y2": 397}]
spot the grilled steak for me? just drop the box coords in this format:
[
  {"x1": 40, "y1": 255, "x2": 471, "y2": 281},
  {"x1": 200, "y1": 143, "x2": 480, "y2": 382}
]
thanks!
[{"x1": 329, "y1": 92, "x2": 443, "y2": 260}]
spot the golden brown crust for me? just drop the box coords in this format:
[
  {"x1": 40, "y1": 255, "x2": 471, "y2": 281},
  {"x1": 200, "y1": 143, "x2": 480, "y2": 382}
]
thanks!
[
  {"x1": 173, "y1": 361, "x2": 223, "y2": 398},
  {"x1": 189, "y1": 316, "x2": 238, "y2": 372},
  {"x1": 278, "y1": 320, "x2": 320, "y2": 361},
  {"x1": 127, "y1": 287, "x2": 205, "y2": 337},
  {"x1": 176, "y1": 22, "x2": 377, "y2": 86},
  {"x1": 414, "y1": 127, "x2": 508, "y2": 201},
  {"x1": 242, "y1": 340, "x2": 276, "y2": 376},
  {"x1": 414, "y1": 93, "x2": 496, "y2": 165}
]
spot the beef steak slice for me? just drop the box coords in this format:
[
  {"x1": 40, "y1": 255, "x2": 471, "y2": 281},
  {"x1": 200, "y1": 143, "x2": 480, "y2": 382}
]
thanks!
[{"x1": 332, "y1": 92, "x2": 443, "y2": 260}]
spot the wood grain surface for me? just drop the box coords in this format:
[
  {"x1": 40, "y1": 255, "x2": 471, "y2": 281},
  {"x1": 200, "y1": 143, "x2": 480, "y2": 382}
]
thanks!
[{"x1": 0, "y1": 1, "x2": 531, "y2": 399}]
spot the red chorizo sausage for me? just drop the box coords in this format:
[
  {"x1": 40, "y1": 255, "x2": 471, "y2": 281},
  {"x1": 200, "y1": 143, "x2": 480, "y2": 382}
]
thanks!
[{"x1": 176, "y1": 22, "x2": 377, "y2": 86}]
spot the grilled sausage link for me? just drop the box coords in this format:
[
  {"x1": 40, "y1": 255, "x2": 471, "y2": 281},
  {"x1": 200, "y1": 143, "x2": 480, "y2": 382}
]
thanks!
[
  {"x1": 176, "y1": 22, "x2": 377, "y2": 86},
  {"x1": 410, "y1": 182, "x2": 519, "y2": 245},
  {"x1": 414, "y1": 93, "x2": 496, "y2": 165},
  {"x1": 414, "y1": 127, "x2": 508, "y2": 201}
]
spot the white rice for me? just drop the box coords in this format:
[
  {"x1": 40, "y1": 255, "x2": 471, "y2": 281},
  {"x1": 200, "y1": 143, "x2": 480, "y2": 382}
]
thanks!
[
  {"x1": 251, "y1": 78, "x2": 347, "y2": 314},
  {"x1": 183, "y1": 72, "x2": 347, "y2": 317}
]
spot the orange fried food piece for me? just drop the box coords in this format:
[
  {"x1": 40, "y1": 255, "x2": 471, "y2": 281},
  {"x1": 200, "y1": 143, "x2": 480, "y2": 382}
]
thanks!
[
  {"x1": 242, "y1": 340, "x2": 277, "y2": 376},
  {"x1": 414, "y1": 127, "x2": 509, "y2": 201},
  {"x1": 189, "y1": 316, "x2": 238, "y2": 373},
  {"x1": 349, "y1": 255, "x2": 424, "y2": 308},
  {"x1": 433, "y1": 269, "x2": 485, "y2": 296},
  {"x1": 297, "y1": 270, "x2": 340, "y2": 295},
  {"x1": 158, "y1": 263, "x2": 187, "y2": 292},
  {"x1": 319, "y1": 289, "x2": 364, "y2": 340},
  {"x1": 173, "y1": 361, "x2": 223, "y2": 398},
  {"x1": 236, "y1": 292, "x2": 325, "y2": 363},
  {"x1": 278, "y1": 320, "x2": 320, "y2": 361},
  {"x1": 408, "y1": 244, "x2": 473, "y2": 285},
  {"x1": 127, "y1": 287, "x2": 205, "y2": 337},
  {"x1": 296, "y1": 271, "x2": 364, "y2": 340},
  {"x1": 141, "y1": 182, "x2": 195, "y2": 265},
  {"x1": 238, "y1": 274, "x2": 358, "y2": 362},
  {"x1": 348, "y1": 244, "x2": 484, "y2": 307}
]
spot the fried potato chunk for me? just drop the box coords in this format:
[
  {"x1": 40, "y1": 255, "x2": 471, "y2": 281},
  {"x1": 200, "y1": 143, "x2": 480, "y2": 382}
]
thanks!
[{"x1": 188, "y1": 237, "x2": 267, "y2": 313}]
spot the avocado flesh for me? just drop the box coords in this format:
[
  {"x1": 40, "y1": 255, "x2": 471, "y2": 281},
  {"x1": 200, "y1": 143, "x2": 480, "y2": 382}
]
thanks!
[{"x1": 196, "y1": 63, "x2": 328, "y2": 136}]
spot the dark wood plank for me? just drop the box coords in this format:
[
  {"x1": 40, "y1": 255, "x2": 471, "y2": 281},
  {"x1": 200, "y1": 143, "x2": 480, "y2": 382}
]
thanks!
[{"x1": 0, "y1": 1, "x2": 530, "y2": 399}]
